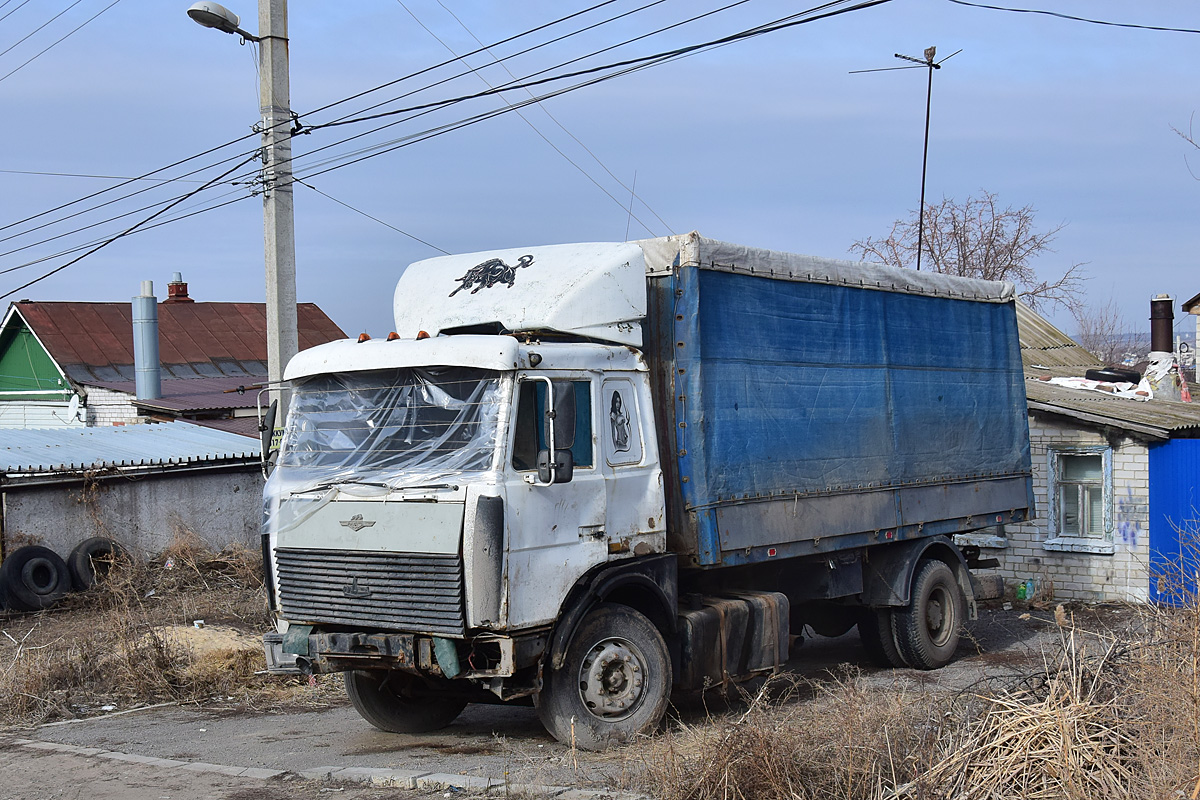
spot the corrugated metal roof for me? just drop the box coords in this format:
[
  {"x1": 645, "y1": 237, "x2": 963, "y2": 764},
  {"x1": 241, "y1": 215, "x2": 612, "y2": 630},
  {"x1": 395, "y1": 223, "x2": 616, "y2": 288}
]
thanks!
[
  {"x1": 12, "y1": 300, "x2": 345, "y2": 384},
  {"x1": 85, "y1": 376, "x2": 262, "y2": 412},
  {"x1": 0, "y1": 422, "x2": 259, "y2": 474},
  {"x1": 1026, "y1": 376, "x2": 1200, "y2": 439},
  {"x1": 1015, "y1": 302, "x2": 1101, "y2": 368}
]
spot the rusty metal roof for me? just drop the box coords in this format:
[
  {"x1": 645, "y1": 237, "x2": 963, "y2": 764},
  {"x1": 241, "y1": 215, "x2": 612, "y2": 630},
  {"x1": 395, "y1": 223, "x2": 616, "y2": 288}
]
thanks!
[
  {"x1": 1015, "y1": 301, "x2": 1101, "y2": 369},
  {"x1": 13, "y1": 301, "x2": 345, "y2": 384},
  {"x1": 86, "y1": 376, "x2": 262, "y2": 412},
  {"x1": 0, "y1": 421, "x2": 259, "y2": 475}
]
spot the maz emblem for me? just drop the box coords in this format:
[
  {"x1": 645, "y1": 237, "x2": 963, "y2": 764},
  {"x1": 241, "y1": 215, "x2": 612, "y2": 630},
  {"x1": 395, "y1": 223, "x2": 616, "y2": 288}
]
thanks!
[
  {"x1": 342, "y1": 576, "x2": 372, "y2": 599},
  {"x1": 340, "y1": 514, "x2": 376, "y2": 532},
  {"x1": 449, "y1": 254, "x2": 534, "y2": 297}
]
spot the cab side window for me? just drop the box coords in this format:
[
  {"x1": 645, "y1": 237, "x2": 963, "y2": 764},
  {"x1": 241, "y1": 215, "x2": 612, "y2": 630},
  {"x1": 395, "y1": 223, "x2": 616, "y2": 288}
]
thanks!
[{"x1": 511, "y1": 379, "x2": 593, "y2": 471}]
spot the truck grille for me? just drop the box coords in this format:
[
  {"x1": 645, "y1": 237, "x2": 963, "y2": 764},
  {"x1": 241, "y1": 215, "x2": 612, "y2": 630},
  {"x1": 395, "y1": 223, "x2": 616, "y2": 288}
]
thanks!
[{"x1": 275, "y1": 548, "x2": 465, "y2": 637}]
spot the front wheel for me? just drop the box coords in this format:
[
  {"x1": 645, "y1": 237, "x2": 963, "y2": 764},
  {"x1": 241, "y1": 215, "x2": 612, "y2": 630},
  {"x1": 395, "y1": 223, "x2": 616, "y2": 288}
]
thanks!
[
  {"x1": 893, "y1": 559, "x2": 966, "y2": 670},
  {"x1": 536, "y1": 603, "x2": 671, "y2": 751},
  {"x1": 345, "y1": 670, "x2": 467, "y2": 734}
]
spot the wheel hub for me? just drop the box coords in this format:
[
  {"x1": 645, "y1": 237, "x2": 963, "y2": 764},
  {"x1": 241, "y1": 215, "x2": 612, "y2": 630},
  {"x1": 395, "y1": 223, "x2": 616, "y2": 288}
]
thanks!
[
  {"x1": 578, "y1": 638, "x2": 646, "y2": 720},
  {"x1": 926, "y1": 587, "x2": 950, "y2": 642}
]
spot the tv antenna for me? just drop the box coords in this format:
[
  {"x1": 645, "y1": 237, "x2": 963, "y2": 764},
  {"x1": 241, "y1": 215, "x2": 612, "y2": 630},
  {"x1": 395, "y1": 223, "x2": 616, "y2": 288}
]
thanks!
[{"x1": 852, "y1": 47, "x2": 961, "y2": 271}]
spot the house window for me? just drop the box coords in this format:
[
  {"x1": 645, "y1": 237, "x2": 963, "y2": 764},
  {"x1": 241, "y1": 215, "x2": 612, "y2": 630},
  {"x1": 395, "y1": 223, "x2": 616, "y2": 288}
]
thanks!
[
  {"x1": 1059, "y1": 454, "x2": 1103, "y2": 537},
  {"x1": 1044, "y1": 446, "x2": 1115, "y2": 554}
]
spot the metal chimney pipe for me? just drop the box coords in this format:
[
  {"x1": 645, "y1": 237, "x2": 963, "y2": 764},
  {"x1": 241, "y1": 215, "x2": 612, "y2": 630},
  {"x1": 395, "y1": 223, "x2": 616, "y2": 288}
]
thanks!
[
  {"x1": 133, "y1": 280, "x2": 161, "y2": 400},
  {"x1": 1151, "y1": 294, "x2": 1175, "y2": 354}
]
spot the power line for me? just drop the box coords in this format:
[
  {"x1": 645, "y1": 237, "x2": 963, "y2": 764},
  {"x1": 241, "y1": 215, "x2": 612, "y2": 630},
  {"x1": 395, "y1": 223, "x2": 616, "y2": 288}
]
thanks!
[
  {"x1": 295, "y1": 178, "x2": 448, "y2": 254},
  {"x1": 0, "y1": 0, "x2": 124, "y2": 84},
  {"x1": 0, "y1": 168, "x2": 206, "y2": 182},
  {"x1": 0, "y1": 0, "x2": 86, "y2": 60},
  {"x1": 0, "y1": 153, "x2": 258, "y2": 300},
  {"x1": 430, "y1": 0, "x2": 673, "y2": 235},
  {"x1": 0, "y1": 1, "x2": 651, "y2": 243},
  {"x1": 398, "y1": 0, "x2": 661, "y2": 237},
  {"x1": 0, "y1": 0, "x2": 32, "y2": 24},
  {"x1": 946, "y1": 0, "x2": 1200, "y2": 35},
  {"x1": 3, "y1": 0, "x2": 891, "y2": 291},
  {"x1": 294, "y1": 0, "x2": 871, "y2": 181},
  {"x1": 303, "y1": 0, "x2": 622, "y2": 123}
]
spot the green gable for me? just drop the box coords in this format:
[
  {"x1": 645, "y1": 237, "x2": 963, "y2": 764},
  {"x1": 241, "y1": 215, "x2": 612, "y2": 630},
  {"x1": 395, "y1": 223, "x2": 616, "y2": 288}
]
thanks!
[{"x1": 0, "y1": 310, "x2": 71, "y2": 401}]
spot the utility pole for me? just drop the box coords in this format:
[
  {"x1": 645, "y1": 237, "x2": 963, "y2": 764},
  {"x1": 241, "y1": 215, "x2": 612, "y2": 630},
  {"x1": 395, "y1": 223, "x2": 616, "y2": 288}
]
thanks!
[
  {"x1": 187, "y1": 0, "x2": 297, "y2": 419},
  {"x1": 258, "y1": 0, "x2": 297, "y2": 418}
]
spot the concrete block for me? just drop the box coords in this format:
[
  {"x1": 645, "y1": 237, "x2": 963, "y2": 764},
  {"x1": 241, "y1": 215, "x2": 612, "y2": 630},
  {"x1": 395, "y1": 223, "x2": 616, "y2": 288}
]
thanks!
[
  {"x1": 330, "y1": 767, "x2": 429, "y2": 788},
  {"x1": 241, "y1": 768, "x2": 287, "y2": 779},
  {"x1": 298, "y1": 767, "x2": 342, "y2": 780},
  {"x1": 416, "y1": 772, "x2": 502, "y2": 791},
  {"x1": 180, "y1": 761, "x2": 249, "y2": 777}
]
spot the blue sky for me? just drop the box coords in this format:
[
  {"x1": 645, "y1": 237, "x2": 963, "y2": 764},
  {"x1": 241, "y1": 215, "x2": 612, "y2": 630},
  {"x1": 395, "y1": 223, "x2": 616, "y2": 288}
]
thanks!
[{"x1": 1, "y1": 0, "x2": 1198, "y2": 341}]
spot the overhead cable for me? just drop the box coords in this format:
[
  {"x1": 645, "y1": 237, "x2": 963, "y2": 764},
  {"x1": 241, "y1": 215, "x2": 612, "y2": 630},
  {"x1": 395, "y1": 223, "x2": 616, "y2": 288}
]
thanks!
[{"x1": 946, "y1": 0, "x2": 1200, "y2": 34}]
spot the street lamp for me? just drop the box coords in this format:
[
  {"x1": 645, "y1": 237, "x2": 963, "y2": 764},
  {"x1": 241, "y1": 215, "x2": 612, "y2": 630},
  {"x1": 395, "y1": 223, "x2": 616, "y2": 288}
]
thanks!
[{"x1": 188, "y1": 0, "x2": 298, "y2": 419}]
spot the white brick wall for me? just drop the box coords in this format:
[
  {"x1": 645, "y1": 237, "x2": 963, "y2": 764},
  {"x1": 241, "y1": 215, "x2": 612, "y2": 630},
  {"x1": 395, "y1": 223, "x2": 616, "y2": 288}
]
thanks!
[
  {"x1": 84, "y1": 386, "x2": 140, "y2": 427},
  {"x1": 993, "y1": 414, "x2": 1151, "y2": 603}
]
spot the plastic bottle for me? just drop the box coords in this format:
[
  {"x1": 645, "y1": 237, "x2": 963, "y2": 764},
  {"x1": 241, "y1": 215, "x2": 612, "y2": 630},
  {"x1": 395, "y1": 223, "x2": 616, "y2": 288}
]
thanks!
[
  {"x1": 1025, "y1": 579, "x2": 1035, "y2": 600},
  {"x1": 1016, "y1": 582, "x2": 1027, "y2": 601}
]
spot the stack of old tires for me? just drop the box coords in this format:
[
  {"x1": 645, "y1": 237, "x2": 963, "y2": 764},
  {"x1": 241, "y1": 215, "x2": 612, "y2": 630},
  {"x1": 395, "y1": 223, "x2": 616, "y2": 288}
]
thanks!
[{"x1": 0, "y1": 537, "x2": 123, "y2": 612}]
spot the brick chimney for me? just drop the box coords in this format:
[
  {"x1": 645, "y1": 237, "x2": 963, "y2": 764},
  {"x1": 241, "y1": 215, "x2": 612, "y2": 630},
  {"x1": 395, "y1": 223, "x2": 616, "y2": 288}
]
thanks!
[{"x1": 164, "y1": 271, "x2": 193, "y2": 303}]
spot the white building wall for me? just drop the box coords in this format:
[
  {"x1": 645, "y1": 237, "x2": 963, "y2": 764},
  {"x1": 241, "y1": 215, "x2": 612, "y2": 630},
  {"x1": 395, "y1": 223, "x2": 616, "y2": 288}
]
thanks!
[
  {"x1": 0, "y1": 398, "x2": 85, "y2": 429},
  {"x1": 84, "y1": 386, "x2": 139, "y2": 426},
  {"x1": 987, "y1": 415, "x2": 1151, "y2": 603}
]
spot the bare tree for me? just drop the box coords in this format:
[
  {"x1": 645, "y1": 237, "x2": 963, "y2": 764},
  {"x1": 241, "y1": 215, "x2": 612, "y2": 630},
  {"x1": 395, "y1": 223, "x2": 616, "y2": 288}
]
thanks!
[
  {"x1": 850, "y1": 191, "x2": 1086, "y2": 312},
  {"x1": 1072, "y1": 296, "x2": 1149, "y2": 366}
]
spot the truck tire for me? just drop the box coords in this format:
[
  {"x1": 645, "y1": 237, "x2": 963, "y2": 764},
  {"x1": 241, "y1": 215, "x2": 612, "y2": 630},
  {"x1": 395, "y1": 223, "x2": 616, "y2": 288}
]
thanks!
[
  {"x1": 893, "y1": 559, "x2": 965, "y2": 670},
  {"x1": 536, "y1": 603, "x2": 671, "y2": 751},
  {"x1": 858, "y1": 608, "x2": 908, "y2": 668},
  {"x1": 68, "y1": 537, "x2": 125, "y2": 590},
  {"x1": 345, "y1": 670, "x2": 467, "y2": 734},
  {"x1": 0, "y1": 545, "x2": 71, "y2": 612}
]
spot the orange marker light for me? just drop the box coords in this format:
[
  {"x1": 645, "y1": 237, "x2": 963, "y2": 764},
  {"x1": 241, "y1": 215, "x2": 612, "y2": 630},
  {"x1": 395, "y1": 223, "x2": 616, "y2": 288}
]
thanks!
[{"x1": 357, "y1": 333, "x2": 371, "y2": 343}]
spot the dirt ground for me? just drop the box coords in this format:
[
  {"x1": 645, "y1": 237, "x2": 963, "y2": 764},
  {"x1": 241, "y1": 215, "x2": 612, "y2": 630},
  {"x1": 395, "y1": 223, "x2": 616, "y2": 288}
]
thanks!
[{"x1": 0, "y1": 539, "x2": 1154, "y2": 800}]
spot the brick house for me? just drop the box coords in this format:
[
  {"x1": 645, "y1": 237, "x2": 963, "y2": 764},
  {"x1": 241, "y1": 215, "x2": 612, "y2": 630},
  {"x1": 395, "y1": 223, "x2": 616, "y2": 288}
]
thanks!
[
  {"x1": 960, "y1": 303, "x2": 1200, "y2": 603},
  {"x1": 0, "y1": 274, "x2": 345, "y2": 432}
]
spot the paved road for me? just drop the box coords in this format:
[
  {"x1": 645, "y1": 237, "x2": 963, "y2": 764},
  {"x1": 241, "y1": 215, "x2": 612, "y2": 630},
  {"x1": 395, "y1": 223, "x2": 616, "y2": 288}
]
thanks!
[{"x1": 1, "y1": 607, "x2": 1064, "y2": 800}]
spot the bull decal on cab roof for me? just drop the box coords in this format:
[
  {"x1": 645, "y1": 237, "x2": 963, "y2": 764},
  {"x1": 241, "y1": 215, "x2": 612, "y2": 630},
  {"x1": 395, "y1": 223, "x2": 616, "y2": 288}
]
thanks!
[{"x1": 449, "y1": 254, "x2": 534, "y2": 297}]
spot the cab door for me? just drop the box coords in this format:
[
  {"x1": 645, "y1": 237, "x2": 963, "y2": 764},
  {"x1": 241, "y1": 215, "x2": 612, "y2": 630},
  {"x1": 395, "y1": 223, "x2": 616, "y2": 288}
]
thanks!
[
  {"x1": 503, "y1": 373, "x2": 607, "y2": 629},
  {"x1": 599, "y1": 375, "x2": 666, "y2": 554}
]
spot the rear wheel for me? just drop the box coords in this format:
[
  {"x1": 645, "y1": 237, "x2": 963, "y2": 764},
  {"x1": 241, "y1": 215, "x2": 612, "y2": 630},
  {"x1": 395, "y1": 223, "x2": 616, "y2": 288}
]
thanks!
[
  {"x1": 858, "y1": 608, "x2": 908, "y2": 668},
  {"x1": 345, "y1": 670, "x2": 467, "y2": 734},
  {"x1": 536, "y1": 603, "x2": 671, "y2": 751},
  {"x1": 893, "y1": 559, "x2": 965, "y2": 670}
]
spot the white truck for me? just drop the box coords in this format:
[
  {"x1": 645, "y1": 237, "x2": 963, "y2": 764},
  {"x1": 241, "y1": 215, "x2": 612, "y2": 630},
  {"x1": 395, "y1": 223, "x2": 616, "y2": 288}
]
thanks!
[{"x1": 261, "y1": 232, "x2": 1033, "y2": 749}]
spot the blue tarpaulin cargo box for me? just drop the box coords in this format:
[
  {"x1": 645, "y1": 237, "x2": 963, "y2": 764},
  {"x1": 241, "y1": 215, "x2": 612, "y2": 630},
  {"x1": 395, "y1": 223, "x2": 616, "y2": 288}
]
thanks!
[{"x1": 640, "y1": 233, "x2": 1034, "y2": 568}]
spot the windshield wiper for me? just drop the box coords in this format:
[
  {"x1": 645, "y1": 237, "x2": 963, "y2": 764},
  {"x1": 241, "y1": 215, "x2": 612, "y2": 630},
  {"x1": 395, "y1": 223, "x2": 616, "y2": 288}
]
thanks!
[
  {"x1": 392, "y1": 483, "x2": 459, "y2": 493},
  {"x1": 302, "y1": 478, "x2": 394, "y2": 493},
  {"x1": 300, "y1": 480, "x2": 459, "y2": 494}
]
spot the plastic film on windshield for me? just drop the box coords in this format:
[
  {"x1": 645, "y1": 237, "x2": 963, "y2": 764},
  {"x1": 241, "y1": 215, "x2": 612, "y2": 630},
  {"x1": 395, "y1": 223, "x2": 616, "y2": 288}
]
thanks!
[{"x1": 263, "y1": 367, "x2": 502, "y2": 534}]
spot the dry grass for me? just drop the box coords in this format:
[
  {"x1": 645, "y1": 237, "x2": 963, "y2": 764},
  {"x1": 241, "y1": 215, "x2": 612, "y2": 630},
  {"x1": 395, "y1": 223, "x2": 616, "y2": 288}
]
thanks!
[
  {"x1": 636, "y1": 673, "x2": 955, "y2": 800},
  {"x1": 0, "y1": 532, "x2": 342, "y2": 727},
  {"x1": 638, "y1": 600, "x2": 1200, "y2": 800}
]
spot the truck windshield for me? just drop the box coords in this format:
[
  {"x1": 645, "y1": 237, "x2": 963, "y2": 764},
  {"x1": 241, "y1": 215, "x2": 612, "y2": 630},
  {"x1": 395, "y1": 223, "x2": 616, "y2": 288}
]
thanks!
[{"x1": 278, "y1": 366, "x2": 502, "y2": 484}]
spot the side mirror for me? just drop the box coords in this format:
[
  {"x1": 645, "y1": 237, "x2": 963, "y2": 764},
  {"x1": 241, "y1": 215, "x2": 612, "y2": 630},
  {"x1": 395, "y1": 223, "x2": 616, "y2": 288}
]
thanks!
[
  {"x1": 537, "y1": 448, "x2": 574, "y2": 484},
  {"x1": 260, "y1": 399, "x2": 279, "y2": 476}
]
